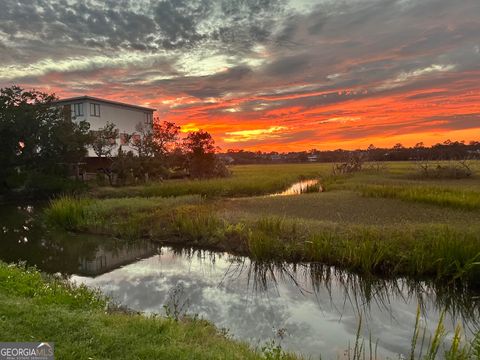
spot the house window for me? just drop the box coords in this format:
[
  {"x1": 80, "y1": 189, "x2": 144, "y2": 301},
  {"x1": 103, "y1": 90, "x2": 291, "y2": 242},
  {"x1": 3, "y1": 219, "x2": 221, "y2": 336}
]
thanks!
[
  {"x1": 144, "y1": 113, "x2": 153, "y2": 126},
  {"x1": 90, "y1": 103, "x2": 101, "y2": 117},
  {"x1": 73, "y1": 103, "x2": 84, "y2": 117}
]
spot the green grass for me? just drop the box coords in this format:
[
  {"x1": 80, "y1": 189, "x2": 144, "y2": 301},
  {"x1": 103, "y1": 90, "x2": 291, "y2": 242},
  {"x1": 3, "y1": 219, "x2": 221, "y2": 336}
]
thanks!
[
  {"x1": 1, "y1": 262, "x2": 479, "y2": 359},
  {"x1": 89, "y1": 164, "x2": 331, "y2": 199},
  {"x1": 44, "y1": 161, "x2": 480, "y2": 286},
  {"x1": 325, "y1": 161, "x2": 480, "y2": 210},
  {"x1": 45, "y1": 195, "x2": 204, "y2": 235},
  {"x1": 45, "y1": 195, "x2": 480, "y2": 286},
  {"x1": 223, "y1": 191, "x2": 480, "y2": 226},
  {"x1": 0, "y1": 262, "x2": 296, "y2": 360},
  {"x1": 354, "y1": 184, "x2": 480, "y2": 210},
  {"x1": 86, "y1": 161, "x2": 480, "y2": 211}
]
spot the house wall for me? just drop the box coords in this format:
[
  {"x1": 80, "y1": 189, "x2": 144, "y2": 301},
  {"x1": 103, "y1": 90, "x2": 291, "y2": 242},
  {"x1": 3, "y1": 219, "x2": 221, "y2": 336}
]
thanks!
[{"x1": 61, "y1": 100, "x2": 153, "y2": 157}]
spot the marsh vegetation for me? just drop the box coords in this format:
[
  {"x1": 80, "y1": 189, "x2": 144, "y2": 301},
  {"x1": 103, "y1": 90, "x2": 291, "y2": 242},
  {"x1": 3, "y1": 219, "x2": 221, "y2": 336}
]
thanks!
[
  {"x1": 4, "y1": 161, "x2": 480, "y2": 359},
  {"x1": 46, "y1": 162, "x2": 480, "y2": 287}
]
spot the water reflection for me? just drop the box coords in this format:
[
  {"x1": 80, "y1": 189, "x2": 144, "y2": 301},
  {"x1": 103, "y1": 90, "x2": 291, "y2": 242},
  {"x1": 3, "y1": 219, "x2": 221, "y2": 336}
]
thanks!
[
  {"x1": 0, "y1": 204, "x2": 158, "y2": 276},
  {"x1": 73, "y1": 248, "x2": 479, "y2": 359},
  {"x1": 2, "y1": 205, "x2": 479, "y2": 358},
  {"x1": 273, "y1": 179, "x2": 322, "y2": 196}
]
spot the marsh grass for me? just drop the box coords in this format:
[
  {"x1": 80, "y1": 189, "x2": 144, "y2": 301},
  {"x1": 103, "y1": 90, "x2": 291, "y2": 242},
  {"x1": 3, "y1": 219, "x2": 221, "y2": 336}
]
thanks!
[
  {"x1": 86, "y1": 162, "x2": 480, "y2": 211},
  {"x1": 44, "y1": 196, "x2": 92, "y2": 230},
  {"x1": 355, "y1": 184, "x2": 480, "y2": 210},
  {"x1": 343, "y1": 308, "x2": 479, "y2": 360},
  {"x1": 45, "y1": 196, "x2": 480, "y2": 286},
  {"x1": 45, "y1": 195, "x2": 204, "y2": 235},
  {"x1": 90, "y1": 164, "x2": 330, "y2": 199},
  {"x1": 170, "y1": 205, "x2": 226, "y2": 243},
  {"x1": 408, "y1": 306, "x2": 480, "y2": 360}
]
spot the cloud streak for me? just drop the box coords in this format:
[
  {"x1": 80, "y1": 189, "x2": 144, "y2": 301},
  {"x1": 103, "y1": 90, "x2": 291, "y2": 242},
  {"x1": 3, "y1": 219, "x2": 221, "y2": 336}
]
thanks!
[{"x1": 1, "y1": 0, "x2": 480, "y2": 150}]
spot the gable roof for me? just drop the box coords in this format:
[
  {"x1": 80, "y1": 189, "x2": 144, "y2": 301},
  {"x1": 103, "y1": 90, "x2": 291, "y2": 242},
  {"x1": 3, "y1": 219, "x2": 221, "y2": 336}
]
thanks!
[{"x1": 55, "y1": 95, "x2": 156, "y2": 112}]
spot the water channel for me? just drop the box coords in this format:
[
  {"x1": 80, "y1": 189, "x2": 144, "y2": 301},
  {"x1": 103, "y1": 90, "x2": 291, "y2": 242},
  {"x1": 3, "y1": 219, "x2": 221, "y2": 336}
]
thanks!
[{"x1": 0, "y1": 203, "x2": 478, "y2": 359}]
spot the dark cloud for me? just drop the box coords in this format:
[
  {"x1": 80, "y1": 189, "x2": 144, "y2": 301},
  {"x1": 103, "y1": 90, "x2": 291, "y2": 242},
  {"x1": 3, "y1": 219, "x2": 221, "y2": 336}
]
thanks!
[
  {"x1": 153, "y1": 0, "x2": 210, "y2": 48},
  {"x1": 263, "y1": 54, "x2": 311, "y2": 77},
  {"x1": 405, "y1": 91, "x2": 450, "y2": 100},
  {"x1": 427, "y1": 113, "x2": 480, "y2": 131},
  {"x1": 0, "y1": 0, "x2": 287, "y2": 64}
]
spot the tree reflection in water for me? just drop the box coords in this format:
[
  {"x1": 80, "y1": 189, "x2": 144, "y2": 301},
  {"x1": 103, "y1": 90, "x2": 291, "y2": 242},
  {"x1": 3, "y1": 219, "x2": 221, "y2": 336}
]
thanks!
[{"x1": 169, "y1": 247, "x2": 480, "y2": 332}]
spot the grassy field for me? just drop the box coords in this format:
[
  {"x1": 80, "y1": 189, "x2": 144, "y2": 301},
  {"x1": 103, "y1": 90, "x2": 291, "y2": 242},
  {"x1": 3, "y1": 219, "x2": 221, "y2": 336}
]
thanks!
[
  {"x1": 0, "y1": 262, "x2": 297, "y2": 360},
  {"x1": 16, "y1": 161, "x2": 480, "y2": 358},
  {"x1": 45, "y1": 161, "x2": 480, "y2": 285},
  {"x1": 89, "y1": 163, "x2": 331, "y2": 198}
]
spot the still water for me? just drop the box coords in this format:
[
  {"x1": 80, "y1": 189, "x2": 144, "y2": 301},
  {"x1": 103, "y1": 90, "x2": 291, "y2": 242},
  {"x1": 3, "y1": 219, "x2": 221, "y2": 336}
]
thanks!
[
  {"x1": 273, "y1": 179, "x2": 322, "y2": 196},
  {"x1": 1, "y1": 204, "x2": 479, "y2": 359}
]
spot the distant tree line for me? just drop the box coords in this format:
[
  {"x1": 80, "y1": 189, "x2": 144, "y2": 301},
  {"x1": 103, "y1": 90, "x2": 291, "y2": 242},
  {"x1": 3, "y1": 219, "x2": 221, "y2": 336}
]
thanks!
[{"x1": 223, "y1": 141, "x2": 480, "y2": 165}]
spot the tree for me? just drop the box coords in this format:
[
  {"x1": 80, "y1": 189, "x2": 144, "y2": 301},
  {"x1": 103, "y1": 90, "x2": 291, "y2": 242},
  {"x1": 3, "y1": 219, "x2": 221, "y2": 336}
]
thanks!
[
  {"x1": 0, "y1": 85, "x2": 91, "y2": 193},
  {"x1": 129, "y1": 120, "x2": 179, "y2": 159},
  {"x1": 182, "y1": 130, "x2": 228, "y2": 178},
  {"x1": 90, "y1": 122, "x2": 118, "y2": 158},
  {"x1": 152, "y1": 120, "x2": 180, "y2": 158},
  {"x1": 129, "y1": 122, "x2": 154, "y2": 158}
]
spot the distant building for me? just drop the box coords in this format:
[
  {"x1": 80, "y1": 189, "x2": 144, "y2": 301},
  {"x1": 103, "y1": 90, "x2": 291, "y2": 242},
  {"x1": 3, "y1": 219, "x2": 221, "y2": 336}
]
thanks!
[
  {"x1": 270, "y1": 154, "x2": 283, "y2": 162},
  {"x1": 307, "y1": 154, "x2": 319, "y2": 162},
  {"x1": 55, "y1": 95, "x2": 156, "y2": 157},
  {"x1": 217, "y1": 154, "x2": 235, "y2": 164}
]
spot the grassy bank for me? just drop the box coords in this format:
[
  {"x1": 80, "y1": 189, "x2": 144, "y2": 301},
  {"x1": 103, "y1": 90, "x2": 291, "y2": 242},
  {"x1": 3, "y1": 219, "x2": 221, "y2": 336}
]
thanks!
[
  {"x1": 0, "y1": 262, "x2": 296, "y2": 360},
  {"x1": 45, "y1": 195, "x2": 480, "y2": 287},
  {"x1": 2, "y1": 262, "x2": 479, "y2": 360}
]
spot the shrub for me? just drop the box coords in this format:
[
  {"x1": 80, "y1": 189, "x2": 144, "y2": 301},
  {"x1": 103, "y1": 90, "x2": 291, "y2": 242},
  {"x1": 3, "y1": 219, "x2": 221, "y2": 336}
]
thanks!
[
  {"x1": 415, "y1": 160, "x2": 473, "y2": 179},
  {"x1": 44, "y1": 195, "x2": 91, "y2": 230}
]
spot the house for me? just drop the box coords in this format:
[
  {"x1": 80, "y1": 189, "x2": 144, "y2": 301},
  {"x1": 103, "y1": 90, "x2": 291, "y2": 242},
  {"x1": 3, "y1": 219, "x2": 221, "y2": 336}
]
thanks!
[
  {"x1": 55, "y1": 95, "x2": 156, "y2": 157},
  {"x1": 307, "y1": 154, "x2": 319, "y2": 162}
]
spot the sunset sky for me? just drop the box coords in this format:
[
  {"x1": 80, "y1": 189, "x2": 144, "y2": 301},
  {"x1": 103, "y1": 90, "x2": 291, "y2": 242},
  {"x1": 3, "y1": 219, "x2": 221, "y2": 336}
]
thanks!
[{"x1": 1, "y1": 0, "x2": 480, "y2": 151}]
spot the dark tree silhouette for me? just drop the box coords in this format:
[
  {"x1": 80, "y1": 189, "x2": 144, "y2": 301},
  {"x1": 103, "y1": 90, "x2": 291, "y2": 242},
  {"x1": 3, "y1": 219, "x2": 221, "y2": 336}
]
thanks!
[
  {"x1": 182, "y1": 130, "x2": 229, "y2": 178},
  {"x1": 0, "y1": 86, "x2": 91, "y2": 194}
]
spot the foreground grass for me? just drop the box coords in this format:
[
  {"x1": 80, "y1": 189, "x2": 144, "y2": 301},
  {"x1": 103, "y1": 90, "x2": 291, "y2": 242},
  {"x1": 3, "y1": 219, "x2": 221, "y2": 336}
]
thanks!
[
  {"x1": 2, "y1": 259, "x2": 479, "y2": 359},
  {"x1": 0, "y1": 262, "x2": 295, "y2": 360},
  {"x1": 46, "y1": 195, "x2": 480, "y2": 287}
]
